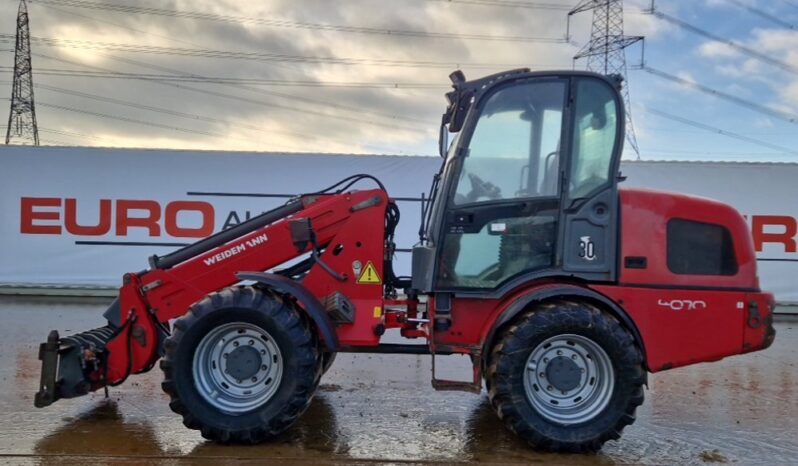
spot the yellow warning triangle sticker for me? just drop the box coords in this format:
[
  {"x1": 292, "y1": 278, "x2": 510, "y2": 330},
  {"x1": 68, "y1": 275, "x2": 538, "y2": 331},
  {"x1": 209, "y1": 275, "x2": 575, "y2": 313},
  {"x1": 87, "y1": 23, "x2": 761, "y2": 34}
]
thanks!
[{"x1": 357, "y1": 261, "x2": 382, "y2": 285}]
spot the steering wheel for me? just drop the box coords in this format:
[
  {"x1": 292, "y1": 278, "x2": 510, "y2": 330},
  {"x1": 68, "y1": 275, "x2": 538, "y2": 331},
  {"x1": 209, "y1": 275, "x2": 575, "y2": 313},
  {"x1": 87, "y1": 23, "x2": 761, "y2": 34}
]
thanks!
[{"x1": 466, "y1": 173, "x2": 502, "y2": 202}]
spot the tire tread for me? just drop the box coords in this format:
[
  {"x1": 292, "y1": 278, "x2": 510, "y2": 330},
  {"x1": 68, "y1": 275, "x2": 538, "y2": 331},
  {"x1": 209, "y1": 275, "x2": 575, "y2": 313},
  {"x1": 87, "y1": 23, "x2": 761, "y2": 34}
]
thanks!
[
  {"x1": 160, "y1": 285, "x2": 319, "y2": 444},
  {"x1": 487, "y1": 299, "x2": 646, "y2": 453}
]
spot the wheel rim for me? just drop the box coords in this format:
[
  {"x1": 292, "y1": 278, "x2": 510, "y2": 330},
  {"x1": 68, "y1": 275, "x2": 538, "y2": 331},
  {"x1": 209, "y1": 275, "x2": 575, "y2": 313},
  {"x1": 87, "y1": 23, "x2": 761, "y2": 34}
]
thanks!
[
  {"x1": 193, "y1": 322, "x2": 283, "y2": 414},
  {"x1": 522, "y1": 333, "x2": 614, "y2": 425}
]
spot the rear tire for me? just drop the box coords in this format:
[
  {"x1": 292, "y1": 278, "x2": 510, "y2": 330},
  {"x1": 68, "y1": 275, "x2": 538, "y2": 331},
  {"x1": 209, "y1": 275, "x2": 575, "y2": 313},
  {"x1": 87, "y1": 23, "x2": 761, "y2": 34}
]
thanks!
[
  {"x1": 320, "y1": 351, "x2": 337, "y2": 375},
  {"x1": 161, "y1": 286, "x2": 319, "y2": 443},
  {"x1": 487, "y1": 300, "x2": 645, "y2": 453}
]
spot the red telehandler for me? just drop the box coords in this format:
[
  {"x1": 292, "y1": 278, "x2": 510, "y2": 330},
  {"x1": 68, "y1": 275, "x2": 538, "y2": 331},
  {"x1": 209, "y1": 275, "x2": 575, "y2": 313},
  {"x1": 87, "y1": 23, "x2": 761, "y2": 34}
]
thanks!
[{"x1": 35, "y1": 69, "x2": 775, "y2": 452}]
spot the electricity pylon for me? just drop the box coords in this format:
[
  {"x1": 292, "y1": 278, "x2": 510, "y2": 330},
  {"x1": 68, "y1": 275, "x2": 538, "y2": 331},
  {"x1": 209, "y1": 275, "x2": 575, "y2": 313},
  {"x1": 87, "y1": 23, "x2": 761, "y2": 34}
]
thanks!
[
  {"x1": 570, "y1": 0, "x2": 642, "y2": 159},
  {"x1": 5, "y1": 0, "x2": 39, "y2": 146}
]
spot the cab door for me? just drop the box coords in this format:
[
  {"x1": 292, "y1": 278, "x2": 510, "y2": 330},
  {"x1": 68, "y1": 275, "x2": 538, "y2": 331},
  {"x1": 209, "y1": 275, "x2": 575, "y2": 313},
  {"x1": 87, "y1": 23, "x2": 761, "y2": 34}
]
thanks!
[
  {"x1": 435, "y1": 79, "x2": 568, "y2": 291},
  {"x1": 434, "y1": 76, "x2": 624, "y2": 292},
  {"x1": 560, "y1": 78, "x2": 624, "y2": 280}
]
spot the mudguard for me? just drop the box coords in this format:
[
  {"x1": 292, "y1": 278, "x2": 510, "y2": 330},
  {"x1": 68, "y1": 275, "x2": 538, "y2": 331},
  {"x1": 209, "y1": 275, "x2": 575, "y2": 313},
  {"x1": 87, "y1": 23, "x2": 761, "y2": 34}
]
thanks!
[{"x1": 237, "y1": 272, "x2": 339, "y2": 351}]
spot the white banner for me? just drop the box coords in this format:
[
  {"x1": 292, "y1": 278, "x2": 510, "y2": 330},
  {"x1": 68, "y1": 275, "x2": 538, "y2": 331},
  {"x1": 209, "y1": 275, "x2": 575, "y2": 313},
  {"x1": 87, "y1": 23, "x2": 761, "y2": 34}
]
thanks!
[{"x1": 1, "y1": 147, "x2": 795, "y2": 303}]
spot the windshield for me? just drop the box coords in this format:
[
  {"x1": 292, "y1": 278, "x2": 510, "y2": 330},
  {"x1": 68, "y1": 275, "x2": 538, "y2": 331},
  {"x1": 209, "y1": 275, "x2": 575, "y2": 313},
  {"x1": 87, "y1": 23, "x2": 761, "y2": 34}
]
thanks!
[{"x1": 453, "y1": 80, "x2": 566, "y2": 205}]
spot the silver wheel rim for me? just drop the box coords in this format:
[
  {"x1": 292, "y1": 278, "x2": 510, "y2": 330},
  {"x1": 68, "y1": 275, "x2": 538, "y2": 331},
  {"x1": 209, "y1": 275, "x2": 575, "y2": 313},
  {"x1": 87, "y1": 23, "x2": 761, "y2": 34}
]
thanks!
[
  {"x1": 192, "y1": 322, "x2": 283, "y2": 415},
  {"x1": 523, "y1": 333, "x2": 614, "y2": 425}
]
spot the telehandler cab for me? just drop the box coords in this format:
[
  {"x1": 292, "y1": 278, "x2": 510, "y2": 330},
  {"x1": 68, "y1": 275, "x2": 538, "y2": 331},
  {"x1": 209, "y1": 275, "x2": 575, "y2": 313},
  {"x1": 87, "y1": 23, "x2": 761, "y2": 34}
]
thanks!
[{"x1": 35, "y1": 69, "x2": 775, "y2": 452}]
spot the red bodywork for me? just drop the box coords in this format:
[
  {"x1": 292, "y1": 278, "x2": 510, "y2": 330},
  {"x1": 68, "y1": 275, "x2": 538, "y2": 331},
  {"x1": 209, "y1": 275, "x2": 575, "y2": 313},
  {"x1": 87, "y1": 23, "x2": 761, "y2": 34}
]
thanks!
[
  {"x1": 100, "y1": 187, "x2": 775, "y2": 389},
  {"x1": 432, "y1": 189, "x2": 774, "y2": 374},
  {"x1": 598, "y1": 189, "x2": 774, "y2": 371},
  {"x1": 104, "y1": 189, "x2": 390, "y2": 385}
]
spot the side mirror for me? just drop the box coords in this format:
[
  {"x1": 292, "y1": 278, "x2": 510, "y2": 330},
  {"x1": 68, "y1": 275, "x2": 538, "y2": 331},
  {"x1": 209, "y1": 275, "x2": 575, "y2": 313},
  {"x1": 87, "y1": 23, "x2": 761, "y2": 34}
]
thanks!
[{"x1": 438, "y1": 115, "x2": 449, "y2": 158}]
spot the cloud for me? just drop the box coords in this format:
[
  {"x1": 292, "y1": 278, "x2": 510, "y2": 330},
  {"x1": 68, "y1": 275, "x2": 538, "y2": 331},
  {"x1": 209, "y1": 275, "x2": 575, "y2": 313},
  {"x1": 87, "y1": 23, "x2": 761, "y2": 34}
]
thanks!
[
  {"x1": 698, "y1": 41, "x2": 739, "y2": 59},
  {"x1": 745, "y1": 29, "x2": 798, "y2": 109},
  {"x1": 4, "y1": 0, "x2": 794, "y2": 161},
  {"x1": 692, "y1": 21, "x2": 798, "y2": 122},
  {"x1": 783, "y1": 81, "x2": 798, "y2": 108},
  {"x1": 2, "y1": 0, "x2": 587, "y2": 153},
  {"x1": 625, "y1": 10, "x2": 673, "y2": 40},
  {"x1": 753, "y1": 116, "x2": 775, "y2": 128},
  {"x1": 751, "y1": 29, "x2": 798, "y2": 55},
  {"x1": 676, "y1": 71, "x2": 697, "y2": 84}
]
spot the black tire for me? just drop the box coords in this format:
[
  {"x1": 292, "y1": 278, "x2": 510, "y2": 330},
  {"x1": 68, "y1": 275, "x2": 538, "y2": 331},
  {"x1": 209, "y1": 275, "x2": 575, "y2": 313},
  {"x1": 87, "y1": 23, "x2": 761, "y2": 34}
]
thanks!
[
  {"x1": 320, "y1": 351, "x2": 337, "y2": 375},
  {"x1": 487, "y1": 300, "x2": 645, "y2": 453},
  {"x1": 160, "y1": 286, "x2": 319, "y2": 443}
]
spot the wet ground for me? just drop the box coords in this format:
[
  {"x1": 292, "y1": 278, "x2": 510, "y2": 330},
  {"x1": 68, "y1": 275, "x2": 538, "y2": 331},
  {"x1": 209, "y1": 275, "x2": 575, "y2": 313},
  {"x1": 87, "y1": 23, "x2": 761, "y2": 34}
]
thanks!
[{"x1": 0, "y1": 296, "x2": 796, "y2": 465}]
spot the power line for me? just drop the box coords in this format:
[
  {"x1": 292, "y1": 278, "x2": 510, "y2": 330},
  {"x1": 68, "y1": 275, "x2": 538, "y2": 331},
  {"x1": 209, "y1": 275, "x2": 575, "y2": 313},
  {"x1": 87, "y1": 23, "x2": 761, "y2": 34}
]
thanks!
[
  {"x1": 27, "y1": 53, "x2": 434, "y2": 135},
  {"x1": 640, "y1": 65, "x2": 798, "y2": 124},
  {"x1": 38, "y1": 137, "x2": 73, "y2": 146},
  {"x1": 648, "y1": 6, "x2": 798, "y2": 75},
  {"x1": 0, "y1": 35, "x2": 562, "y2": 73},
  {"x1": 27, "y1": 2, "x2": 564, "y2": 138},
  {"x1": 94, "y1": 53, "x2": 435, "y2": 126},
  {"x1": 34, "y1": 2, "x2": 518, "y2": 126},
  {"x1": 18, "y1": 0, "x2": 573, "y2": 151},
  {"x1": 37, "y1": 126, "x2": 112, "y2": 143},
  {"x1": 643, "y1": 107, "x2": 798, "y2": 155},
  {"x1": 6, "y1": 87, "x2": 390, "y2": 152},
  {"x1": 38, "y1": 56, "x2": 434, "y2": 127},
  {"x1": 30, "y1": 0, "x2": 569, "y2": 43},
  {"x1": 0, "y1": 32, "x2": 551, "y2": 70},
  {"x1": 0, "y1": 66, "x2": 446, "y2": 89},
  {"x1": 0, "y1": 34, "x2": 540, "y2": 67},
  {"x1": 426, "y1": 0, "x2": 572, "y2": 10},
  {"x1": 29, "y1": 51, "x2": 431, "y2": 139},
  {"x1": 32, "y1": 83, "x2": 320, "y2": 140},
  {"x1": 33, "y1": 81, "x2": 411, "y2": 152},
  {"x1": 35, "y1": 100, "x2": 228, "y2": 138},
  {"x1": 25, "y1": 1, "x2": 441, "y2": 126},
  {"x1": 28, "y1": 4, "x2": 444, "y2": 127},
  {"x1": 3, "y1": 123, "x2": 87, "y2": 141},
  {"x1": 27, "y1": 3, "x2": 429, "y2": 138},
  {"x1": 427, "y1": 0, "x2": 653, "y2": 13},
  {"x1": 725, "y1": 0, "x2": 796, "y2": 30},
  {"x1": 33, "y1": 101, "x2": 309, "y2": 151}
]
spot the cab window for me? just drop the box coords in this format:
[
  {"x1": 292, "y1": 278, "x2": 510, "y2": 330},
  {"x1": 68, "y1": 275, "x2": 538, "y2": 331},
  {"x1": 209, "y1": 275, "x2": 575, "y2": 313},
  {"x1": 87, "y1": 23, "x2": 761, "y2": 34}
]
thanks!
[
  {"x1": 439, "y1": 80, "x2": 566, "y2": 289},
  {"x1": 453, "y1": 81, "x2": 566, "y2": 205},
  {"x1": 569, "y1": 79, "x2": 619, "y2": 198}
]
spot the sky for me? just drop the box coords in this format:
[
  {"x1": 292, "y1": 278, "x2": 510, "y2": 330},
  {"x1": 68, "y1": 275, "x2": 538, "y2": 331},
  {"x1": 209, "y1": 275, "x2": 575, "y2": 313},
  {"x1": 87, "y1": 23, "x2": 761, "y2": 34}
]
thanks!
[{"x1": 1, "y1": 0, "x2": 797, "y2": 162}]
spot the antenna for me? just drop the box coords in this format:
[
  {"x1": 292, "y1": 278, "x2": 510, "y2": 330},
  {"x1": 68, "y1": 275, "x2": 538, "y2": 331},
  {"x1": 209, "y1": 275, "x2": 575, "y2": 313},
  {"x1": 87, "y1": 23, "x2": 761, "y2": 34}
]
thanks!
[
  {"x1": 6, "y1": 0, "x2": 39, "y2": 146},
  {"x1": 569, "y1": 0, "x2": 642, "y2": 159}
]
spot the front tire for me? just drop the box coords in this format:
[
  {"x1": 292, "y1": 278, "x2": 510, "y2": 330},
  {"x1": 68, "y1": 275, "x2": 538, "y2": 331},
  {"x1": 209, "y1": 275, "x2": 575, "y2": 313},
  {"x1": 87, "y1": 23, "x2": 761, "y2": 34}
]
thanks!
[
  {"x1": 487, "y1": 300, "x2": 645, "y2": 453},
  {"x1": 161, "y1": 286, "x2": 319, "y2": 443}
]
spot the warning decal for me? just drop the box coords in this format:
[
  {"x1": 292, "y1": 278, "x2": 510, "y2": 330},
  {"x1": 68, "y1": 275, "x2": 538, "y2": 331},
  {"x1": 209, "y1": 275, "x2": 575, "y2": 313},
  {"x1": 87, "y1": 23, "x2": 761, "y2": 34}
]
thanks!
[{"x1": 357, "y1": 261, "x2": 382, "y2": 285}]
